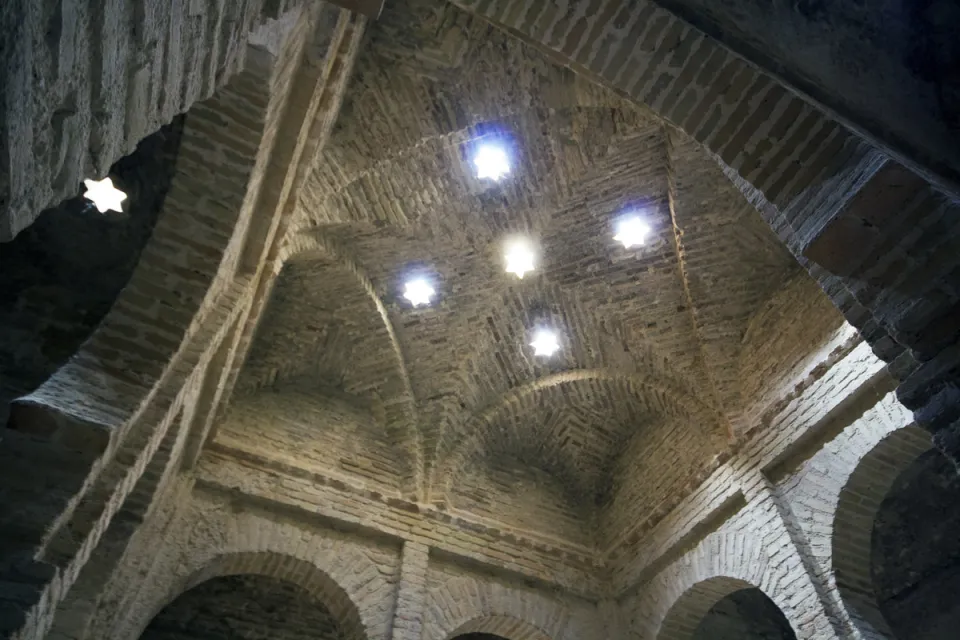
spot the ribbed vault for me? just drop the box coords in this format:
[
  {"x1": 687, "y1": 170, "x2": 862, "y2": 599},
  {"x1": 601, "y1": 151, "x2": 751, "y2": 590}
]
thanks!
[{"x1": 233, "y1": 0, "x2": 806, "y2": 541}]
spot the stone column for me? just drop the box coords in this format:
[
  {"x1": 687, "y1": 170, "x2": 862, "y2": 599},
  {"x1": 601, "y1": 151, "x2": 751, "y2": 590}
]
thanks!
[{"x1": 391, "y1": 541, "x2": 430, "y2": 640}]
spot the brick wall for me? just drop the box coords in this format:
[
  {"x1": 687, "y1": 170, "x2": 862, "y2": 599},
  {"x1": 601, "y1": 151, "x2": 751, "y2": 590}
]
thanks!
[
  {"x1": 216, "y1": 388, "x2": 409, "y2": 495},
  {"x1": 450, "y1": 459, "x2": 592, "y2": 547},
  {"x1": 99, "y1": 489, "x2": 400, "y2": 640}
]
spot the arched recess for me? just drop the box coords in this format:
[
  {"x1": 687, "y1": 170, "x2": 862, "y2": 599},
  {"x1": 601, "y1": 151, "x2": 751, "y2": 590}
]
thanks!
[
  {"x1": 632, "y1": 532, "x2": 800, "y2": 640},
  {"x1": 422, "y1": 576, "x2": 571, "y2": 640},
  {"x1": 871, "y1": 449, "x2": 960, "y2": 639},
  {"x1": 109, "y1": 502, "x2": 394, "y2": 640},
  {"x1": 433, "y1": 368, "x2": 722, "y2": 503},
  {"x1": 661, "y1": 580, "x2": 797, "y2": 640},
  {"x1": 246, "y1": 233, "x2": 422, "y2": 496},
  {"x1": 832, "y1": 419, "x2": 932, "y2": 637},
  {"x1": 214, "y1": 386, "x2": 407, "y2": 496},
  {"x1": 446, "y1": 617, "x2": 553, "y2": 640}
]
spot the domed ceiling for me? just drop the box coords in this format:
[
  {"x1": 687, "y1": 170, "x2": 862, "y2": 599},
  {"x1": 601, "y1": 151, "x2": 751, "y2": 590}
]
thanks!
[{"x1": 230, "y1": 0, "x2": 811, "y2": 546}]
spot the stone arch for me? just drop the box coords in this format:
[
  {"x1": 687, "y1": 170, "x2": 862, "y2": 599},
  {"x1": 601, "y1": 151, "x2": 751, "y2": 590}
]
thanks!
[
  {"x1": 832, "y1": 415, "x2": 932, "y2": 637},
  {"x1": 422, "y1": 577, "x2": 569, "y2": 640},
  {"x1": 632, "y1": 531, "x2": 799, "y2": 640}
]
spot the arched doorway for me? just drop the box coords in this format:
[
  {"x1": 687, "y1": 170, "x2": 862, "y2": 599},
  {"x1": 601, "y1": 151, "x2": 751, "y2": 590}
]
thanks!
[
  {"x1": 871, "y1": 449, "x2": 960, "y2": 639},
  {"x1": 0, "y1": 117, "x2": 184, "y2": 425},
  {"x1": 140, "y1": 574, "x2": 356, "y2": 640},
  {"x1": 655, "y1": 573, "x2": 801, "y2": 640},
  {"x1": 692, "y1": 587, "x2": 797, "y2": 640}
]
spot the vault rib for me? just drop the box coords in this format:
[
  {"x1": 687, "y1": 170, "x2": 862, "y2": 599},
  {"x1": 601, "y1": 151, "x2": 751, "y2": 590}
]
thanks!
[{"x1": 662, "y1": 126, "x2": 732, "y2": 440}]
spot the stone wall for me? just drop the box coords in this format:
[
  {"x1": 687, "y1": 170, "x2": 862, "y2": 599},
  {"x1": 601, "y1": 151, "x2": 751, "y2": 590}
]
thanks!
[{"x1": 0, "y1": 0, "x2": 308, "y2": 240}]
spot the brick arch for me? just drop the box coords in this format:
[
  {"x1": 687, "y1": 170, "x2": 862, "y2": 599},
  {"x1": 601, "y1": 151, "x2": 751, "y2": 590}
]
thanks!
[
  {"x1": 831, "y1": 410, "x2": 932, "y2": 637},
  {"x1": 178, "y1": 552, "x2": 369, "y2": 640},
  {"x1": 433, "y1": 368, "x2": 720, "y2": 501},
  {"x1": 632, "y1": 531, "x2": 797, "y2": 640},
  {"x1": 656, "y1": 576, "x2": 756, "y2": 640},
  {"x1": 422, "y1": 577, "x2": 569, "y2": 640},
  {"x1": 115, "y1": 505, "x2": 394, "y2": 640},
  {"x1": 447, "y1": 616, "x2": 555, "y2": 640}
]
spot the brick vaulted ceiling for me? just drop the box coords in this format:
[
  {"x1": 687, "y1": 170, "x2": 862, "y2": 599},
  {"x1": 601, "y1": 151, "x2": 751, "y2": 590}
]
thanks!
[{"x1": 232, "y1": 0, "x2": 808, "y2": 543}]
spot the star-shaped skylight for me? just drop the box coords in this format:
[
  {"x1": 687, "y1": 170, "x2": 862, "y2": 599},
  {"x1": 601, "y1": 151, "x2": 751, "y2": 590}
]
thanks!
[
  {"x1": 472, "y1": 143, "x2": 511, "y2": 181},
  {"x1": 614, "y1": 215, "x2": 651, "y2": 249},
  {"x1": 83, "y1": 177, "x2": 127, "y2": 213},
  {"x1": 403, "y1": 278, "x2": 436, "y2": 307},
  {"x1": 504, "y1": 238, "x2": 536, "y2": 279},
  {"x1": 530, "y1": 329, "x2": 560, "y2": 357}
]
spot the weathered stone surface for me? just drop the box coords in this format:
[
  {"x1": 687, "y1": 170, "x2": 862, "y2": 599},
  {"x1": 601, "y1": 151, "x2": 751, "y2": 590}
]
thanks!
[{"x1": 0, "y1": 0, "x2": 313, "y2": 241}]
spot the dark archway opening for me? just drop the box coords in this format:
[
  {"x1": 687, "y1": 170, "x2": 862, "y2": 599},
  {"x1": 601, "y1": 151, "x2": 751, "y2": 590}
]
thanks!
[
  {"x1": 872, "y1": 449, "x2": 960, "y2": 640},
  {"x1": 453, "y1": 635, "x2": 510, "y2": 640},
  {"x1": 141, "y1": 574, "x2": 348, "y2": 640},
  {"x1": 0, "y1": 116, "x2": 185, "y2": 425},
  {"x1": 692, "y1": 587, "x2": 796, "y2": 640}
]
